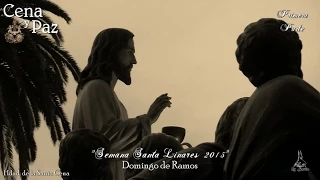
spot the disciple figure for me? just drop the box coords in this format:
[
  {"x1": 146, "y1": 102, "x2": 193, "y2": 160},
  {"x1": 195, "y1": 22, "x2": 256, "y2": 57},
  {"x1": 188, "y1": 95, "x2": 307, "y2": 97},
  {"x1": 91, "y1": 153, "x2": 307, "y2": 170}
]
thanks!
[{"x1": 224, "y1": 18, "x2": 320, "y2": 180}]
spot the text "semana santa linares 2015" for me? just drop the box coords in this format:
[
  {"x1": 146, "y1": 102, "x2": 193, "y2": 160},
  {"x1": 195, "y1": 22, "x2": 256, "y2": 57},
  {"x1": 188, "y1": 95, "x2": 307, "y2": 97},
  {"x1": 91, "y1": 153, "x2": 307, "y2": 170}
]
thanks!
[{"x1": 0, "y1": 4, "x2": 58, "y2": 34}]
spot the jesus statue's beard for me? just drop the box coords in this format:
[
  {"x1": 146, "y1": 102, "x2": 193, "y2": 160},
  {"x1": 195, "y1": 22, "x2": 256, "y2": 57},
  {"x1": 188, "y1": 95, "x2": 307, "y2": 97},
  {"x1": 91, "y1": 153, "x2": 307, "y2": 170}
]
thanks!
[{"x1": 115, "y1": 67, "x2": 132, "y2": 85}]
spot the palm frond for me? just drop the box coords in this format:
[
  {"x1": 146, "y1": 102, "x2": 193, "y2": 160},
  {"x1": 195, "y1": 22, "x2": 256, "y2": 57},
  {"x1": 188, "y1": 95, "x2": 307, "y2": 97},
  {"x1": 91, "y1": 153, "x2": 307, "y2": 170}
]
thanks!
[
  {"x1": 0, "y1": 126, "x2": 15, "y2": 180},
  {"x1": 22, "y1": 13, "x2": 65, "y2": 46},
  {"x1": 27, "y1": 0, "x2": 72, "y2": 23},
  {"x1": 0, "y1": 1, "x2": 80, "y2": 179}
]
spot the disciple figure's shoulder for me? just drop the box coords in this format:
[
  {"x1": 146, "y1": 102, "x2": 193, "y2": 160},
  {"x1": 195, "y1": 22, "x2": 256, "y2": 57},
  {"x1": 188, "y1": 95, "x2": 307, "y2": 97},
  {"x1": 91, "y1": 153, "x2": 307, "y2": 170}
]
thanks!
[
  {"x1": 196, "y1": 142, "x2": 227, "y2": 152},
  {"x1": 258, "y1": 75, "x2": 320, "y2": 99},
  {"x1": 269, "y1": 75, "x2": 314, "y2": 91}
]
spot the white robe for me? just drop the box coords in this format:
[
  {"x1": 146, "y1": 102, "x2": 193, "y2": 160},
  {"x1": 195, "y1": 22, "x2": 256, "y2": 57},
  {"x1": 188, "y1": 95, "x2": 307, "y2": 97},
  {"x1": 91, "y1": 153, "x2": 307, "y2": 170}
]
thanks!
[{"x1": 72, "y1": 79, "x2": 152, "y2": 180}]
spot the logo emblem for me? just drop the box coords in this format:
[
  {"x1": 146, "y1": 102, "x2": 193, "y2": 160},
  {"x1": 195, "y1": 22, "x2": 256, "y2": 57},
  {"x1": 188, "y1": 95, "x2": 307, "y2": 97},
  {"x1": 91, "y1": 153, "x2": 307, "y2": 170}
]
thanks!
[
  {"x1": 291, "y1": 150, "x2": 310, "y2": 172},
  {"x1": 5, "y1": 19, "x2": 24, "y2": 44}
]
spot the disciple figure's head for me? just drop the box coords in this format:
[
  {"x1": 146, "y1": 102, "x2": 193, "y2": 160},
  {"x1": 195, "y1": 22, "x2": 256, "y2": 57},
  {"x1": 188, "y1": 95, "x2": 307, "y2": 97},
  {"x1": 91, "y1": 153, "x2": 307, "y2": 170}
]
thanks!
[
  {"x1": 125, "y1": 133, "x2": 183, "y2": 179},
  {"x1": 58, "y1": 129, "x2": 111, "y2": 180},
  {"x1": 77, "y1": 28, "x2": 136, "y2": 94},
  {"x1": 215, "y1": 97, "x2": 249, "y2": 149},
  {"x1": 235, "y1": 18, "x2": 303, "y2": 87}
]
